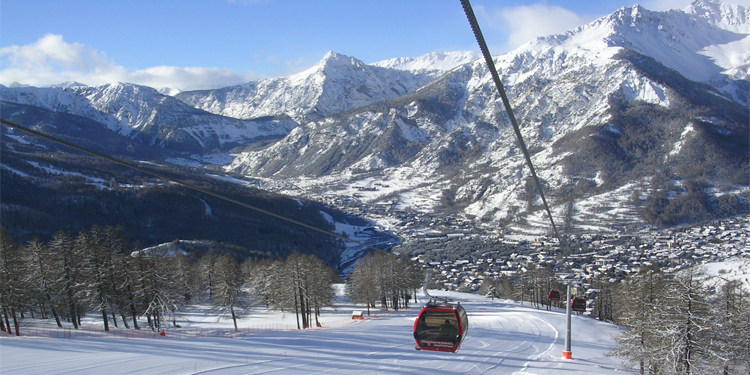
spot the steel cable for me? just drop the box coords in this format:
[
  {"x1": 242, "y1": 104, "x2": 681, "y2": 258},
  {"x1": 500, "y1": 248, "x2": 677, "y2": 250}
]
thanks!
[{"x1": 459, "y1": 0, "x2": 562, "y2": 244}]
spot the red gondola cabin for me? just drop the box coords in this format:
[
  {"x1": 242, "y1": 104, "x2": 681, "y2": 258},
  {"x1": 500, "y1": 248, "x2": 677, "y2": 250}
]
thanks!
[
  {"x1": 548, "y1": 289, "x2": 561, "y2": 301},
  {"x1": 571, "y1": 297, "x2": 586, "y2": 313},
  {"x1": 413, "y1": 303, "x2": 469, "y2": 353}
]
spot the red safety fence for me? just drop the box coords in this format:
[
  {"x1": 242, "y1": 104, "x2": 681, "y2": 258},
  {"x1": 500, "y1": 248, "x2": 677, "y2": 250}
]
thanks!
[{"x1": 2, "y1": 318, "x2": 359, "y2": 339}]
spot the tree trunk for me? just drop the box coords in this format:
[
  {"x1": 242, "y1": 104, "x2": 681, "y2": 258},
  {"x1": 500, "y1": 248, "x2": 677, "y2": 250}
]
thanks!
[
  {"x1": 130, "y1": 302, "x2": 139, "y2": 330},
  {"x1": 101, "y1": 309, "x2": 110, "y2": 331},
  {"x1": 121, "y1": 312, "x2": 130, "y2": 329},
  {"x1": 231, "y1": 306, "x2": 238, "y2": 331},
  {"x1": 11, "y1": 308, "x2": 20, "y2": 336},
  {"x1": 299, "y1": 286, "x2": 308, "y2": 329},
  {"x1": 67, "y1": 294, "x2": 79, "y2": 329},
  {"x1": 3, "y1": 308, "x2": 12, "y2": 335},
  {"x1": 51, "y1": 305, "x2": 62, "y2": 328}
]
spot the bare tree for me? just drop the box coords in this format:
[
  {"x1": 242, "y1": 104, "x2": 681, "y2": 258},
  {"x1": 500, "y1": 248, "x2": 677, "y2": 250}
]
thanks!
[
  {"x1": 210, "y1": 254, "x2": 248, "y2": 331},
  {"x1": 347, "y1": 255, "x2": 380, "y2": 315},
  {"x1": 705, "y1": 278, "x2": 750, "y2": 375},
  {"x1": 0, "y1": 227, "x2": 24, "y2": 335},
  {"x1": 347, "y1": 252, "x2": 422, "y2": 312},
  {"x1": 48, "y1": 231, "x2": 83, "y2": 329},
  {"x1": 609, "y1": 270, "x2": 667, "y2": 374},
  {"x1": 23, "y1": 238, "x2": 63, "y2": 327}
]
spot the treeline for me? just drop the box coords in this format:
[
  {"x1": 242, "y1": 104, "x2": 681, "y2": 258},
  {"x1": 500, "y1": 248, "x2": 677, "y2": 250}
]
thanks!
[
  {"x1": 0, "y1": 225, "x2": 343, "y2": 334},
  {"x1": 478, "y1": 264, "x2": 566, "y2": 310},
  {"x1": 609, "y1": 267, "x2": 750, "y2": 374},
  {"x1": 346, "y1": 252, "x2": 424, "y2": 315},
  {"x1": 1, "y1": 151, "x2": 347, "y2": 268},
  {"x1": 480, "y1": 265, "x2": 750, "y2": 374}
]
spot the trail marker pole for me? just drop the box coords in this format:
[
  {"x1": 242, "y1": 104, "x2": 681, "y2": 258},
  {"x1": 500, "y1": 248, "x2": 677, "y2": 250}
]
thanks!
[{"x1": 563, "y1": 284, "x2": 572, "y2": 359}]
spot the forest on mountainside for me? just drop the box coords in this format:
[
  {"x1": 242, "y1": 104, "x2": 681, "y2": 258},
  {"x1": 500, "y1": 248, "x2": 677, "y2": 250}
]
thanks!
[{"x1": 0, "y1": 226, "x2": 421, "y2": 334}]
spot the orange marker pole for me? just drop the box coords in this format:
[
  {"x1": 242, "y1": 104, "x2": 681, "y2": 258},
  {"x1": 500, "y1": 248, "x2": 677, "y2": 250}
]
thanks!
[{"x1": 563, "y1": 284, "x2": 572, "y2": 359}]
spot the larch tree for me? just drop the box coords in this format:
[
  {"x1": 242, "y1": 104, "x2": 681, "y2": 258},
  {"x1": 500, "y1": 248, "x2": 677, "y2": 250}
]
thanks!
[
  {"x1": 0, "y1": 227, "x2": 24, "y2": 336},
  {"x1": 210, "y1": 254, "x2": 248, "y2": 331},
  {"x1": 48, "y1": 231, "x2": 84, "y2": 329},
  {"x1": 23, "y1": 237, "x2": 63, "y2": 328},
  {"x1": 609, "y1": 270, "x2": 668, "y2": 374},
  {"x1": 194, "y1": 251, "x2": 218, "y2": 302},
  {"x1": 76, "y1": 227, "x2": 116, "y2": 331},
  {"x1": 705, "y1": 278, "x2": 750, "y2": 375},
  {"x1": 346, "y1": 255, "x2": 380, "y2": 315}
]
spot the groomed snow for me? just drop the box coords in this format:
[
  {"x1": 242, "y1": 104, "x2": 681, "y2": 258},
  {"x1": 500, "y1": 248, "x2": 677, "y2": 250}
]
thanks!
[{"x1": 0, "y1": 289, "x2": 627, "y2": 374}]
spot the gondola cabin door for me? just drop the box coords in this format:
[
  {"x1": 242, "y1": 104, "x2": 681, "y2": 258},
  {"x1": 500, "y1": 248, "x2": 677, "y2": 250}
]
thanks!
[
  {"x1": 571, "y1": 297, "x2": 586, "y2": 313},
  {"x1": 548, "y1": 289, "x2": 561, "y2": 301},
  {"x1": 413, "y1": 304, "x2": 468, "y2": 353}
]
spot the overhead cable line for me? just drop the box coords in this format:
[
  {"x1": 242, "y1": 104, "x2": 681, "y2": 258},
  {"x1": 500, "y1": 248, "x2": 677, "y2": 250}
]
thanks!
[
  {"x1": 459, "y1": 0, "x2": 563, "y2": 244},
  {"x1": 0, "y1": 119, "x2": 387, "y2": 254}
]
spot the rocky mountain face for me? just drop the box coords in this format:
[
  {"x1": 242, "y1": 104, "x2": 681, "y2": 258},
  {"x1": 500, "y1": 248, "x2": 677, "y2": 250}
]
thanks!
[
  {"x1": 0, "y1": 82, "x2": 297, "y2": 153},
  {"x1": 1, "y1": 1, "x2": 748, "y2": 241},
  {"x1": 174, "y1": 51, "x2": 441, "y2": 124},
  {"x1": 222, "y1": 1, "x2": 749, "y2": 235}
]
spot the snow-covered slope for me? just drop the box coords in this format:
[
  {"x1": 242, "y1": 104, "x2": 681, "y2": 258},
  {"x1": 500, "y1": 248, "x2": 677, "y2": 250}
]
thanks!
[
  {"x1": 175, "y1": 52, "x2": 437, "y2": 123},
  {"x1": 371, "y1": 51, "x2": 482, "y2": 75},
  {"x1": 0, "y1": 82, "x2": 297, "y2": 150},
  {"x1": 1, "y1": 1, "x2": 747, "y2": 236},
  {"x1": 224, "y1": 1, "x2": 748, "y2": 234},
  {"x1": 0, "y1": 291, "x2": 626, "y2": 374}
]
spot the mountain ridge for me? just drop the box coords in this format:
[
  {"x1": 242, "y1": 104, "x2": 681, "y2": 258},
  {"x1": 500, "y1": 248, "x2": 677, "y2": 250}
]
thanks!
[{"x1": 1, "y1": 0, "x2": 748, "y2": 242}]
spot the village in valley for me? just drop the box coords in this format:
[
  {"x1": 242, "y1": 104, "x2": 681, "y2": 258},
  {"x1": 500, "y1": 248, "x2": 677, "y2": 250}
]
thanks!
[{"x1": 399, "y1": 215, "x2": 750, "y2": 294}]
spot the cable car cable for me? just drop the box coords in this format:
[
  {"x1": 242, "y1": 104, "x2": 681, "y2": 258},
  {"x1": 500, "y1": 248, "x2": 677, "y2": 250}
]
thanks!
[
  {"x1": 459, "y1": 0, "x2": 562, "y2": 245},
  {"x1": 0, "y1": 119, "x2": 388, "y2": 254}
]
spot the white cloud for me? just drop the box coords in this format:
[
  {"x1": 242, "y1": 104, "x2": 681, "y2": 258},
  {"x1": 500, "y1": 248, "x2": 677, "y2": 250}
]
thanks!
[
  {"x1": 477, "y1": 4, "x2": 594, "y2": 52},
  {"x1": 0, "y1": 34, "x2": 260, "y2": 91},
  {"x1": 501, "y1": 5, "x2": 593, "y2": 49}
]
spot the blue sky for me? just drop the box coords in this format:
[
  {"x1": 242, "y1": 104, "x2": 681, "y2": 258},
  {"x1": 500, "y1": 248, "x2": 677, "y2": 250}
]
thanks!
[{"x1": 1, "y1": 0, "x2": 745, "y2": 90}]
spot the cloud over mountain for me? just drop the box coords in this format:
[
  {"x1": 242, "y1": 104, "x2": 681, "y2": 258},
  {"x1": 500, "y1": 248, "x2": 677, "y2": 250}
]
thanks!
[{"x1": 0, "y1": 34, "x2": 260, "y2": 91}]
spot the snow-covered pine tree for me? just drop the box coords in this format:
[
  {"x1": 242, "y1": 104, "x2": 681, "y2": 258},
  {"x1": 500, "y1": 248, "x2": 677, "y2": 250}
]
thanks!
[
  {"x1": 210, "y1": 254, "x2": 248, "y2": 331},
  {"x1": 660, "y1": 267, "x2": 712, "y2": 375},
  {"x1": 242, "y1": 258, "x2": 281, "y2": 309},
  {"x1": 346, "y1": 255, "x2": 380, "y2": 315},
  {"x1": 48, "y1": 231, "x2": 83, "y2": 329},
  {"x1": 75, "y1": 226, "x2": 116, "y2": 331},
  {"x1": 705, "y1": 278, "x2": 750, "y2": 374},
  {"x1": 0, "y1": 227, "x2": 23, "y2": 336},
  {"x1": 609, "y1": 270, "x2": 668, "y2": 374},
  {"x1": 194, "y1": 251, "x2": 218, "y2": 302},
  {"x1": 23, "y1": 238, "x2": 63, "y2": 327}
]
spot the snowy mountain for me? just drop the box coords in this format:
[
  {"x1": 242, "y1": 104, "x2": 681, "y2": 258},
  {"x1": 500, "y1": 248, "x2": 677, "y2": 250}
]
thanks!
[
  {"x1": 0, "y1": 82, "x2": 297, "y2": 152},
  {"x1": 371, "y1": 50, "x2": 482, "y2": 74},
  {"x1": 1, "y1": 0, "x2": 748, "y2": 240},
  {"x1": 224, "y1": 0, "x2": 749, "y2": 234},
  {"x1": 175, "y1": 51, "x2": 437, "y2": 123}
]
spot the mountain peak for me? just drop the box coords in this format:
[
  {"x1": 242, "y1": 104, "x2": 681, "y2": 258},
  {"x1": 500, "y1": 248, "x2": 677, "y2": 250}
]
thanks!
[
  {"x1": 371, "y1": 51, "x2": 481, "y2": 73},
  {"x1": 316, "y1": 51, "x2": 365, "y2": 70},
  {"x1": 686, "y1": 0, "x2": 749, "y2": 31}
]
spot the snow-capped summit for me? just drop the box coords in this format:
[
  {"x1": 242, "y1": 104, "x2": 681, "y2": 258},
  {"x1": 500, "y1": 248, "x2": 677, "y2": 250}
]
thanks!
[
  {"x1": 372, "y1": 51, "x2": 481, "y2": 74},
  {"x1": 687, "y1": 0, "x2": 750, "y2": 31},
  {"x1": 1, "y1": 1, "x2": 747, "y2": 236},
  {"x1": 176, "y1": 51, "x2": 436, "y2": 123},
  {"x1": 223, "y1": 1, "x2": 748, "y2": 234},
  {"x1": 501, "y1": 0, "x2": 748, "y2": 101}
]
